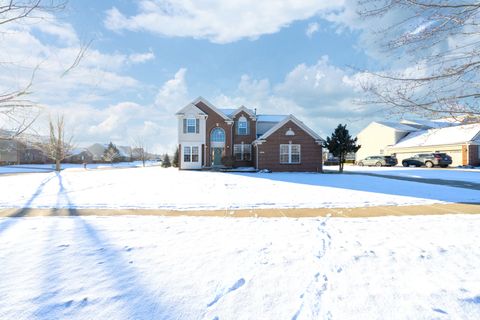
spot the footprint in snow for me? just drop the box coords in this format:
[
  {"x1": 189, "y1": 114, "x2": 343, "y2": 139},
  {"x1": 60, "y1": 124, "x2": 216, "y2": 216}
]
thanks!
[{"x1": 207, "y1": 278, "x2": 246, "y2": 307}]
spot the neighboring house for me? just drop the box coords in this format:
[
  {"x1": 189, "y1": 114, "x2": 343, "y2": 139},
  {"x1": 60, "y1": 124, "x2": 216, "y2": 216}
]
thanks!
[
  {"x1": 356, "y1": 118, "x2": 480, "y2": 166},
  {"x1": 175, "y1": 97, "x2": 324, "y2": 172},
  {"x1": 0, "y1": 133, "x2": 48, "y2": 165},
  {"x1": 117, "y1": 146, "x2": 133, "y2": 162},
  {"x1": 67, "y1": 148, "x2": 94, "y2": 163},
  {"x1": 387, "y1": 123, "x2": 480, "y2": 166},
  {"x1": 86, "y1": 143, "x2": 106, "y2": 162},
  {"x1": 356, "y1": 121, "x2": 418, "y2": 161}
]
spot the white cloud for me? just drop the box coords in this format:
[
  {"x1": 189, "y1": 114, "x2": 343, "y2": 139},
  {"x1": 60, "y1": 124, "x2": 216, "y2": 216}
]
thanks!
[
  {"x1": 104, "y1": 0, "x2": 344, "y2": 43},
  {"x1": 155, "y1": 68, "x2": 190, "y2": 113},
  {"x1": 213, "y1": 56, "x2": 385, "y2": 137},
  {"x1": 128, "y1": 51, "x2": 155, "y2": 64},
  {"x1": 306, "y1": 22, "x2": 320, "y2": 37}
]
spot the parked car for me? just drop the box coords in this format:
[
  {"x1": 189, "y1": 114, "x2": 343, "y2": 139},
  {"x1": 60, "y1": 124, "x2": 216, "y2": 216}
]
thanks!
[
  {"x1": 401, "y1": 153, "x2": 452, "y2": 168},
  {"x1": 357, "y1": 156, "x2": 398, "y2": 167}
]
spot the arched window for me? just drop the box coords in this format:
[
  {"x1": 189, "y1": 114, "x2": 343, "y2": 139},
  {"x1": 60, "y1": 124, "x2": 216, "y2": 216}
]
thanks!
[{"x1": 210, "y1": 127, "x2": 225, "y2": 143}]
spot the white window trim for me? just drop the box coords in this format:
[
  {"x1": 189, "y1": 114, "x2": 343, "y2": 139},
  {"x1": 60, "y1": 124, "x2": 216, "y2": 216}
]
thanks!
[
  {"x1": 280, "y1": 143, "x2": 301, "y2": 164},
  {"x1": 234, "y1": 143, "x2": 251, "y2": 161},
  {"x1": 183, "y1": 146, "x2": 200, "y2": 163},
  {"x1": 186, "y1": 118, "x2": 197, "y2": 133}
]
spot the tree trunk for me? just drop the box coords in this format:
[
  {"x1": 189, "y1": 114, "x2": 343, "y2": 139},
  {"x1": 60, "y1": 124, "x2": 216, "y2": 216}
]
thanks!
[
  {"x1": 339, "y1": 155, "x2": 344, "y2": 173},
  {"x1": 55, "y1": 159, "x2": 61, "y2": 171}
]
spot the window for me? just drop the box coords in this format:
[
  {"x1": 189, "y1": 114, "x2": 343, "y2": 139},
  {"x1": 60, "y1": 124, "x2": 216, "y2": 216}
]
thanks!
[
  {"x1": 183, "y1": 118, "x2": 199, "y2": 134},
  {"x1": 192, "y1": 146, "x2": 199, "y2": 162},
  {"x1": 237, "y1": 117, "x2": 249, "y2": 135},
  {"x1": 234, "y1": 144, "x2": 251, "y2": 161},
  {"x1": 183, "y1": 146, "x2": 191, "y2": 162},
  {"x1": 280, "y1": 144, "x2": 301, "y2": 164},
  {"x1": 183, "y1": 146, "x2": 199, "y2": 163},
  {"x1": 211, "y1": 128, "x2": 225, "y2": 142}
]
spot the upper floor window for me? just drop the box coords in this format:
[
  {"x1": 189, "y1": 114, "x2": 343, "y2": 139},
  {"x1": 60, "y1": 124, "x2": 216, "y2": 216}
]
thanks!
[
  {"x1": 236, "y1": 116, "x2": 249, "y2": 135},
  {"x1": 183, "y1": 118, "x2": 199, "y2": 134}
]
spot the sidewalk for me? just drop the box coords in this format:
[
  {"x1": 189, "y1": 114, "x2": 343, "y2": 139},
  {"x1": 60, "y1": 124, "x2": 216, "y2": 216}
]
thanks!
[{"x1": 1, "y1": 203, "x2": 479, "y2": 218}]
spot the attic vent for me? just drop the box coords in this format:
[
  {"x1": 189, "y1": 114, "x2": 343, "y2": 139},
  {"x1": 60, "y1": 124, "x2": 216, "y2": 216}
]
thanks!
[{"x1": 286, "y1": 128, "x2": 295, "y2": 136}]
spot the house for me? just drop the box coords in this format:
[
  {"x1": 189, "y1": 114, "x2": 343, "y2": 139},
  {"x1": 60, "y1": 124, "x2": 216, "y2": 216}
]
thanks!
[
  {"x1": 387, "y1": 123, "x2": 480, "y2": 166},
  {"x1": 86, "y1": 143, "x2": 106, "y2": 162},
  {"x1": 356, "y1": 118, "x2": 480, "y2": 166},
  {"x1": 66, "y1": 148, "x2": 94, "y2": 163},
  {"x1": 355, "y1": 121, "x2": 419, "y2": 161},
  {"x1": 175, "y1": 97, "x2": 324, "y2": 172}
]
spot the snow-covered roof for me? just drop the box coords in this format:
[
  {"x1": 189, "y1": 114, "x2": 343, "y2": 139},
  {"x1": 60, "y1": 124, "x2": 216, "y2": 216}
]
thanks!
[
  {"x1": 400, "y1": 119, "x2": 453, "y2": 129},
  {"x1": 375, "y1": 121, "x2": 417, "y2": 131},
  {"x1": 255, "y1": 115, "x2": 324, "y2": 143},
  {"x1": 392, "y1": 123, "x2": 480, "y2": 148},
  {"x1": 218, "y1": 108, "x2": 237, "y2": 117},
  {"x1": 257, "y1": 115, "x2": 287, "y2": 122}
]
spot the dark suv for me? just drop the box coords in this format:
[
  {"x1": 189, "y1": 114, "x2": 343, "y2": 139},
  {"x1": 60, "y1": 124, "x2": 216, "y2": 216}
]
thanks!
[
  {"x1": 401, "y1": 153, "x2": 452, "y2": 168},
  {"x1": 357, "y1": 156, "x2": 398, "y2": 167}
]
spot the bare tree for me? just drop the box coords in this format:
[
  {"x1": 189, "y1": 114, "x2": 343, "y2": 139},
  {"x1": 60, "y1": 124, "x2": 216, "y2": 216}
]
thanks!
[
  {"x1": 42, "y1": 115, "x2": 73, "y2": 171},
  {"x1": 132, "y1": 138, "x2": 149, "y2": 167},
  {"x1": 358, "y1": 1, "x2": 480, "y2": 118},
  {"x1": 0, "y1": 1, "x2": 91, "y2": 138}
]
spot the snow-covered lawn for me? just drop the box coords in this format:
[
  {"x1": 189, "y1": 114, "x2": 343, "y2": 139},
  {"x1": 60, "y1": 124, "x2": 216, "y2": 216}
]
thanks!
[
  {"x1": 0, "y1": 215, "x2": 479, "y2": 319},
  {"x1": 0, "y1": 161, "x2": 161, "y2": 174},
  {"x1": 329, "y1": 165, "x2": 480, "y2": 184},
  {"x1": 1, "y1": 167, "x2": 480, "y2": 210}
]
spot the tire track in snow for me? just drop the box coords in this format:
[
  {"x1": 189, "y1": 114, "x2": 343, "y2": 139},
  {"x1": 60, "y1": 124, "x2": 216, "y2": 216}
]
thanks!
[{"x1": 206, "y1": 278, "x2": 246, "y2": 308}]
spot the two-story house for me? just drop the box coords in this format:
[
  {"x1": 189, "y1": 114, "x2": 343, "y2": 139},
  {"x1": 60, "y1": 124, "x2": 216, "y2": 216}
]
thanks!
[{"x1": 175, "y1": 97, "x2": 324, "y2": 172}]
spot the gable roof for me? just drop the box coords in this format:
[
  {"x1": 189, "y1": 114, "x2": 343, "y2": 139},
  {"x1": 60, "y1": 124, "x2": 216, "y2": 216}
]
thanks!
[
  {"x1": 190, "y1": 96, "x2": 231, "y2": 120},
  {"x1": 229, "y1": 105, "x2": 256, "y2": 119},
  {"x1": 392, "y1": 123, "x2": 480, "y2": 148},
  {"x1": 374, "y1": 121, "x2": 418, "y2": 132},
  {"x1": 254, "y1": 115, "x2": 324, "y2": 144},
  {"x1": 175, "y1": 103, "x2": 207, "y2": 117},
  {"x1": 257, "y1": 115, "x2": 287, "y2": 122},
  {"x1": 400, "y1": 119, "x2": 452, "y2": 129}
]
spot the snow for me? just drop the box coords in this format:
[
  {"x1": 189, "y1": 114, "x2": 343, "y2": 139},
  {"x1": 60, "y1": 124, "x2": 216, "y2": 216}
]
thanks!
[
  {"x1": 393, "y1": 123, "x2": 480, "y2": 148},
  {"x1": 341, "y1": 165, "x2": 480, "y2": 184},
  {"x1": 1, "y1": 166, "x2": 480, "y2": 210},
  {"x1": 256, "y1": 114, "x2": 287, "y2": 122},
  {"x1": 0, "y1": 214, "x2": 479, "y2": 319},
  {"x1": 375, "y1": 121, "x2": 417, "y2": 131},
  {"x1": 0, "y1": 161, "x2": 161, "y2": 174}
]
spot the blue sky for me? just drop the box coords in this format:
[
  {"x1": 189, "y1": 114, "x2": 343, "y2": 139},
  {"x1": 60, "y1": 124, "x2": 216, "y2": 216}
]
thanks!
[{"x1": 0, "y1": 0, "x2": 397, "y2": 153}]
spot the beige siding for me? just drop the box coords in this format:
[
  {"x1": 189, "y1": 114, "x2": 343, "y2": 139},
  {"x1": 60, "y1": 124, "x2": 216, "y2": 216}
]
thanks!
[
  {"x1": 356, "y1": 123, "x2": 409, "y2": 161},
  {"x1": 177, "y1": 104, "x2": 206, "y2": 169},
  {"x1": 388, "y1": 144, "x2": 464, "y2": 166}
]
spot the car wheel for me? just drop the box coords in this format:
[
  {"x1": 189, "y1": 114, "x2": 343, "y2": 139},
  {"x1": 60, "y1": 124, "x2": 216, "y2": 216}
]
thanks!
[
  {"x1": 402, "y1": 161, "x2": 409, "y2": 167},
  {"x1": 375, "y1": 162, "x2": 382, "y2": 167},
  {"x1": 358, "y1": 162, "x2": 364, "y2": 167},
  {"x1": 425, "y1": 161, "x2": 434, "y2": 168}
]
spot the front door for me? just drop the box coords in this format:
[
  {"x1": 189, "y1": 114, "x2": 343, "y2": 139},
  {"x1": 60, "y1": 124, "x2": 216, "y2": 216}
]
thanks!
[{"x1": 212, "y1": 147, "x2": 223, "y2": 166}]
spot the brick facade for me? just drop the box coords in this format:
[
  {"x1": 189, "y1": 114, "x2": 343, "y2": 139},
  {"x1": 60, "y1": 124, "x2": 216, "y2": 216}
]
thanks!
[
  {"x1": 195, "y1": 101, "x2": 233, "y2": 166},
  {"x1": 232, "y1": 110, "x2": 256, "y2": 167},
  {"x1": 256, "y1": 120, "x2": 323, "y2": 172},
  {"x1": 468, "y1": 145, "x2": 480, "y2": 166}
]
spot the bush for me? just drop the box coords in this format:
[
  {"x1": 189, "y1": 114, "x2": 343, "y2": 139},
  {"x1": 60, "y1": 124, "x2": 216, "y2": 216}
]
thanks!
[{"x1": 221, "y1": 155, "x2": 235, "y2": 168}]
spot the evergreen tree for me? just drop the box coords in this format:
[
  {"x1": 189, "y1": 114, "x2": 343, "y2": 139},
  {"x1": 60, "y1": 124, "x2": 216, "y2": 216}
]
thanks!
[
  {"x1": 324, "y1": 124, "x2": 360, "y2": 173},
  {"x1": 103, "y1": 142, "x2": 120, "y2": 165},
  {"x1": 162, "y1": 153, "x2": 171, "y2": 168},
  {"x1": 172, "y1": 146, "x2": 179, "y2": 168}
]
